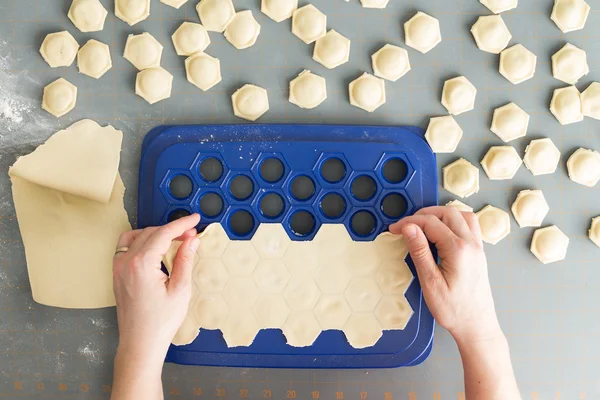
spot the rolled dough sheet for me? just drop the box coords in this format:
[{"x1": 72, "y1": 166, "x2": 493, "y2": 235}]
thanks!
[{"x1": 9, "y1": 120, "x2": 131, "y2": 309}]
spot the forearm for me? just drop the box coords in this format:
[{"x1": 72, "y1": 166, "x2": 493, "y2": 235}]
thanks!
[{"x1": 456, "y1": 332, "x2": 521, "y2": 400}]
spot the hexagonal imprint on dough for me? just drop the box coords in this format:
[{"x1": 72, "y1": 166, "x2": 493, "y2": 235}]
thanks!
[
  {"x1": 551, "y1": 0, "x2": 590, "y2": 33},
  {"x1": 193, "y1": 293, "x2": 228, "y2": 329},
  {"x1": 222, "y1": 277, "x2": 259, "y2": 310},
  {"x1": 480, "y1": 146, "x2": 523, "y2": 180},
  {"x1": 523, "y1": 138, "x2": 561, "y2": 176},
  {"x1": 313, "y1": 295, "x2": 351, "y2": 330},
  {"x1": 371, "y1": 44, "x2": 411, "y2": 82},
  {"x1": 476, "y1": 205, "x2": 511, "y2": 245},
  {"x1": 511, "y1": 190, "x2": 550, "y2": 228},
  {"x1": 375, "y1": 295, "x2": 413, "y2": 330},
  {"x1": 490, "y1": 102, "x2": 529, "y2": 142},
  {"x1": 135, "y1": 67, "x2": 173, "y2": 105},
  {"x1": 253, "y1": 294, "x2": 290, "y2": 328},
  {"x1": 470, "y1": 15, "x2": 512, "y2": 54},
  {"x1": 225, "y1": 10, "x2": 261, "y2": 50},
  {"x1": 349, "y1": 73, "x2": 386, "y2": 112},
  {"x1": 441, "y1": 76, "x2": 477, "y2": 115},
  {"x1": 374, "y1": 232, "x2": 408, "y2": 261},
  {"x1": 232, "y1": 84, "x2": 270, "y2": 121},
  {"x1": 115, "y1": 0, "x2": 150, "y2": 26},
  {"x1": 424, "y1": 115, "x2": 463, "y2": 153},
  {"x1": 360, "y1": 0, "x2": 389, "y2": 8},
  {"x1": 292, "y1": 4, "x2": 327, "y2": 44},
  {"x1": 40, "y1": 31, "x2": 79, "y2": 68},
  {"x1": 345, "y1": 241, "x2": 382, "y2": 276},
  {"x1": 192, "y1": 259, "x2": 229, "y2": 293},
  {"x1": 251, "y1": 224, "x2": 291, "y2": 258},
  {"x1": 404, "y1": 11, "x2": 442, "y2": 54},
  {"x1": 582, "y1": 82, "x2": 600, "y2": 120},
  {"x1": 221, "y1": 312, "x2": 260, "y2": 347},
  {"x1": 313, "y1": 224, "x2": 354, "y2": 258},
  {"x1": 314, "y1": 264, "x2": 352, "y2": 294},
  {"x1": 196, "y1": 0, "x2": 236, "y2": 33},
  {"x1": 172, "y1": 316, "x2": 200, "y2": 345},
  {"x1": 68, "y1": 0, "x2": 108, "y2": 32},
  {"x1": 282, "y1": 311, "x2": 322, "y2": 347},
  {"x1": 198, "y1": 224, "x2": 230, "y2": 257},
  {"x1": 374, "y1": 260, "x2": 413, "y2": 295},
  {"x1": 185, "y1": 52, "x2": 222, "y2": 91},
  {"x1": 589, "y1": 216, "x2": 600, "y2": 248},
  {"x1": 172, "y1": 22, "x2": 211, "y2": 56},
  {"x1": 566, "y1": 148, "x2": 600, "y2": 187},
  {"x1": 446, "y1": 199, "x2": 473, "y2": 212},
  {"x1": 344, "y1": 277, "x2": 382, "y2": 312},
  {"x1": 289, "y1": 70, "x2": 327, "y2": 109},
  {"x1": 261, "y1": 0, "x2": 298, "y2": 22},
  {"x1": 283, "y1": 241, "x2": 319, "y2": 276},
  {"x1": 480, "y1": 0, "x2": 518, "y2": 14},
  {"x1": 313, "y1": 30, "x2": 351, "y2": 69},
  {"x1": 222, "y1": 241, "x2": 259, "y2": 275},
  {"x1": 42, "y1": 78, "x2": 78, "y2": 118},
  {"x1": 442, "y1": 158, "x2": 480, "y2": 198},
  {"x1": 161, "y1": 0, "x2": 188, "y2": 9},
  {"x1": 283, "y1": 277, "x2": 321, "y2": 310},
  {"x1": 77, "y1": 40, "x2": 112, "y2": 79},
  {"x1": 550, "y1": 85, "x2": 583, "y2": 125},
  {"x1": 123, "y1": 32, "x2": 163, "y2": 71},
  {"x1": 552, "y1": 43, "x2": 589, "y2": 85},
  {"x1": 253, "y1": 259, "x2": 290, "y2": 293},
  {"x1": 343, "y1": 313, "x2": 383, "y2": 349},
  {"x1": 530, "y1": 226, "x2": 569, "y2": 264},
  {"x1": 499, "y1": 44, "x2": 537, "y2": 85}
]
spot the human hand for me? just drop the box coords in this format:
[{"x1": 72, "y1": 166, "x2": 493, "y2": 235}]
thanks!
[
  {"x1": 390, "y1": 206, "x2": 502, "y2": 344},
  {"x1": 112, "y1": 214, "x2": 201, "y2": 361}
]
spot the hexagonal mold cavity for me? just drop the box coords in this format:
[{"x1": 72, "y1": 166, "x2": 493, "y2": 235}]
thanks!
[
  {"x1": 198, "y1": 156, "x2": 224, "y2": 183},
  {"x1": 442, "y1": 158, "x2": 480, "y2": 198},
  {"x1": 261, "y1": 0, "x2": 298, "y2": 22},
  {"x1": 196, "y1": 0, "x2": 235, "y2": 33},
  {"x1": 289, "y1": 70, "x2": 327, "y2": 110},
  {"x1": 253, "y1": 294, "x2": 290, "y2": 328},
  {"x1": 490, "y1": 102, "x2": 529, "y2": 143},
  {"x1": 567, "y1": 148, "x2": 600, "y2": 187},
  {"x1": 227, "y1": 208, "x2": 256, "y2": 238},
  {"x1": 511, "y1": 190, "x2": 549, "y2": 228},
  {"x1": 404, "y1": 11, "x2": 442, "y2": 54},
  {"x1": 349, "y1": 210, "x2": 378, "y2": 239},
  {"x1": 480, "y1": 0, "x2": 518, "y2": 14},
  {"x1": 313, "y1": 30, "x2": 351, "y2": 69},
  {"x1": 228, "y1": 174, "x2": 255, "y2": 201},
  {"x1": 441, "y1": 76, "x2": 477, "y2": 116},
  {"x1": 292, "y1": 4, "x2": 327, "y2": 44},
  {"x1": 349, "y1": 73, "x2": 386, "y2": 113},
  {"x1": 68, "y1": 0, "x2": 108, "y2": 32},
  {"x1": 221, "y1": 312, "x2": 260, "y2": 347},
  {"x1": 185, "y1": 52, "x2": 222, "y2": 92},
  {"x1": 124, "y1": 32, "x2": 163, "y2": 71},
  {"x1": 425, "y1": 115, "x2": 463, "y2": 153},
  {"x1": 222, "y1": 241, "x2": 260, "y2": 275},
  {"x1": 115, "y1": 0, "x2": 150, "y2": 26},
  {"x1": 168, "y1": 209, "x2": 191, "y2": 222},
  {"x1": 135, "y1": 67, "x2": 173, "y2": 105},
  {"x1": 283, "y1": 277, "x2": 321, "y2": 310},
  {"x1": 379, "y1": 192, "x2": 409, "y2": 220},
  {"x1": 530, "y1": 225, "x2": 570, "y2": 264},
  {"x1": 589, "y1": 216, "x2": 600, "y2": 248},
  {"x1": 288, "y1": 210, "x2": 317, "y2": 238},
  {"x1": 470, "y1": 15, "x2": 511, "y2": 54},
  {"x1": 344, "y1": 277, "x2": 382, "y2": 312},
  {"x1": 375, "y1": 295, "x2": 413, "y2": 330},
  {"x1": 481, "y1": 146, "x2": 523, "y2": 180},
  {"x1": 282, "y1": 311, "x2": 322, "y2": 347},
  {"x1": 193, "y1": 259, "x2": 229, "y2": 293},
  {"x1": 523, "y1": 138, "x2": 561, "y2": 176},
  {"x1": 380, "y1": 156, "x2": 409, "y2": 185},
  {"x1": 318, "y1": 156, "x2": 348, "y2": 185},
  {"x1": 232, "y1": 84, "x2": 270, "y2": 121},
  {"x1": 375, "y1": 260, "x2": 413, "y2": 295},
  {"x1": 552, "y1": 43, "x2": 589, "y2": 85},
  {"x1": 253, "y1": 259, "x2": 290, "y2": 293},
  {"x1": 251, "y1": 224, "x2": 291, "y2": 258},
  {"x1": 168, "y1": 174, "x2": 193, "y2": 199},
  {"x1": 582, "y1": 82, "x2": 600, "y2": 120},
  {"x1": 40, "y1": 31, "x2": 79, "y2": 68},
  {"x1": 499, "y1": 44, "x2": 537, "y2": 85},
  {"x1": 551, "y1": 0, "x2": 590, "y2": 33},
  {"x1": 257, "y1": 191, "x2": 286, "y2": 220},
  {"x1": 550, "y1": 85, "x2": 583, "y2": 125},
  {"x1": 349, "y1": 174, "x2": 378, "y2": 202},
  {"x1": 371, "y1": 44, "x2": 411, "y2": 82},
  {"x1": 77, "y1": 39, "x2": 112, "y2": 79},
  {"x1": 313, "y1": 295, "x2": 351, "y2": 330},
  {"x1": 42, "y1": 78, "x2": 78, "y2": 118},
  {"x1": 343, "y1": 313, "x2": 383, "y2": 349},
  {"x1": 225, "y1": 11, "x2": 261, "y2": 50},
  {"x1": 197, "y1": 191, "x2": 225, "y2": 219},
  {"x1": 172, "y1": 22, "x2": 210, "y2": 57},
  {"x1": 288, "y1": 174, "x2": 317, "y2": 202},
  {"x1": 317, "y1": 191, "x2": 347, "y2": 220},
  {"x1": 446, "y1": 199, "x2": 473, "y2": 212},
  {"x1": 283, "y1": 241, "x2": 319, "y2": 276},
  {"x1": 193, "y1": 293, "x2": 228, "y2": 329},
  {"x1": 476, "y1": 205, "x2": 511, "y2": 245}
]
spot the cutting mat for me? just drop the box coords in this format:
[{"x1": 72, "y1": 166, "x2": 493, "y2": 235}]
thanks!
[{"x1": 0, "y1": 0, "x2": 599, "y2": 398}]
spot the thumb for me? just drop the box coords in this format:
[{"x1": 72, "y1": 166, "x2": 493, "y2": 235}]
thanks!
[
  {"x1": 401, "y1": 224, "x2": 445, "y2": 291},
  {"x1": 168, "y1": 236, "x2": 199, "y2": 294}
]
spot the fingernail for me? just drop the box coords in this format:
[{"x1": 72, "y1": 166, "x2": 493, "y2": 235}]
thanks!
[{"x1": 403, "y1": 224, "x2": 418, "y2": 240}]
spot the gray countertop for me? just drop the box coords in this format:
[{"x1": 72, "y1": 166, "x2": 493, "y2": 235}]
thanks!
[{"x1": 1, "y1": 0, "x2": 599, "y2": 398}]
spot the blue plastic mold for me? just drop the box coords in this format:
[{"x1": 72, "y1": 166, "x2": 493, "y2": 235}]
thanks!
[{"x1": 138, "y1": 124, "x2": 438, "y2": 369}]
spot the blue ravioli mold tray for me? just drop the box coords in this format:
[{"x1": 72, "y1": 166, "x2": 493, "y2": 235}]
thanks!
[{"x1": 138, "y1": 124, "x2": 438, "y2": 369}]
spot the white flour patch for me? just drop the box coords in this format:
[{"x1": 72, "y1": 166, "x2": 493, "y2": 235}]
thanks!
[
  {"x1": 78, "y1": 343, "x2": 102, "y2": 364},
  {"x1": 90, "y1": 317, "x2": 110, "y2": 329}
]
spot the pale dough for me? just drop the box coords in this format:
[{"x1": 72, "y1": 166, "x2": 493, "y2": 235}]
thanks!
[
  {"x1": 172, "y1": 22, "x2": 210, "y2": 56},
  {"x1": 224, "y1": 10, "x2": 261, "y2": 50},
  {"x1": 284, "y1": 277, "x2": 321, "y2": 309},
  {"x1": 196, "y1": 0, "x2": 236, "y2": 33},
  {"x1": 375, "y1": 295, "x2": 413, "y2": 330},
  {"x1": 371, "y1": 44, "x2": 411, "y2": 82},
  {"x1": 349, "y1": 73, "x2": 386, "y2": 113},
  {"x1": 480, "y1": 145, "x2": 523, "y2": 180},
  {"x1": 566, "y1": 148, "x2": 600, "y2": 187},
  {"x1": 374, "y1": 260, "x2": 413, "y2": 294},
  {"x1": 115, "y1": 0, "x2": 150, "y2": 26},
  {"x1": 135, "y1": 67, "x2": 174, "y2": 105},
  {"x1": 446, "y1": 199, "x2": 473, "y2": 212},
  {"x1": 261, "y1": 0, "x2": 298, "y2": 22},
  {"x1": 550, "y1": 85, "x2": 583, "y2": 125},
  {"x1": 424, "y1": 115, "x2": 463, "y2": 153},
  {"x1": 551, "y1": 43, "x2": 589, "y2": 85},
  {"x1": 343, "y1": 313, "x2": 383, "y2": 349},
  {"x1": 582, "y1": 82, "x2": 600, "y2": 120},
  {"x1": 360, "y1": 0, "x2": 389, "y2": 7},
  {"x1": 232, "y1": 84, "x2": 270, "y2": 121},
  {"x1": 313, "y1": 30, "x2": 351, "y2": 69},
  {"x1": 289, "y1": 69, "x2": 327, "y2": 109},
  {"x1": 282, "y1": 311, "x2": 322, "y2": 347},
  {"x1": 511, "y1": 190, "x2": 550, "y2": 228},
  {"x1": 68, "y1": 0, "x2": 108, "y2": 32},
  {"x1": 42, "y1": 78, "x2": 78, "y2": 118},
  {"x1": 77, "y1": 39, "x2": 112, "y2": 79},
  {"x1": 480, "y1": 0, "x2": 518, "y2": 13},
  {"x1": 441, "y1": 76, "x2": 477, "y2": 115},
  {"x1": 499, "y1": 44, "x2": 537, "y2": 85},
  {"x1": 490, "y1": 102, "x2": 529, "y2": 142},
  {"x1": 253, "y1": 259, "x2": 290, "y2": 293},
  {"x1": 589, "y1": 217, "x2": 600, "y2": 248},
  {"x1": 124, "y1": 32, "x2": 163, "y2": 71},
  {"x1": 222, "y1": 312, "x2": 261, "y2": 347},
  {"x1": 291, "y1": 4, "x2": 327, "y2": 44},
  {"x1": 551, "y1": 0, "x2": 590, "y2": 33},
  {"x1": 8, "y1": 120, "x2": 131, "y2": 308},
  {"x1": 442, "y1": 158, "x2": 480, "y2": 198},
  {"x1": 404, "y1": 11, "x2": 442, "y2": 54},
  {"x1": 470, "y1": 15, "x2": 511, "y2": 54},
  {"x1": 161, "y1": 0, "x2": 188, "y2": 9},
  {"x1": 313, "y1": 295, "x2": 351, "y2": 329},
  {"x1": 523, "y1": 138, "x2": 561, "y2": 176},
  {"x1": 185, "y1": 52, "x2": 222, "y2": 91},
  {"x1": 40, "y1": 31, "x2": 79, "y2": 68},
  {"x1": 476, "y1": 205, "x2": 511, "y2": 245},
  {"x1": 344, "y1": 278, "x2": 382, "y2": 312},
  {"x1": 530, "y1": 226, "x2": 569, "y2": 264},
  {"x1": 253, "y1": 294, "x2": 290, "y2": 328}
]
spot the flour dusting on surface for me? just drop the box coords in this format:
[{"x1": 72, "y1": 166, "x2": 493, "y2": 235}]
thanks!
[{"x1": 78, "y1": 344, "x2": 102, "y2": 364}]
